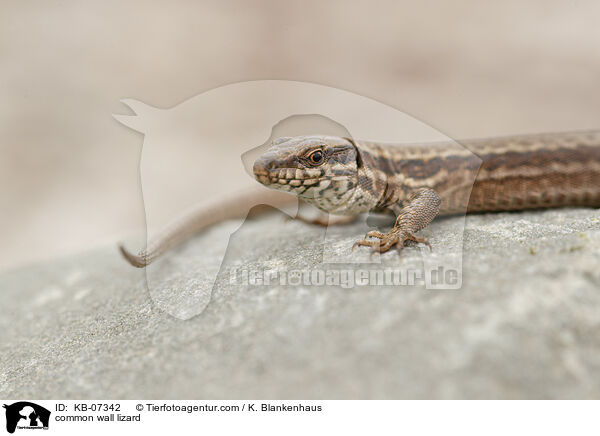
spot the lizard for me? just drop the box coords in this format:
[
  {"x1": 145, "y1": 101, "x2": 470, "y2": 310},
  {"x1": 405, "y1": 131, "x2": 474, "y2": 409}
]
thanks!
[{"x1": 120, "y1": 130, "x2": 600, "y2": 267}]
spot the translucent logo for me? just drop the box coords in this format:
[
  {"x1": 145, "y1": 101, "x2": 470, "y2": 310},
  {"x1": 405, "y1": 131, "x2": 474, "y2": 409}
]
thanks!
[{"x1": 114, "y1": 80, "x2": 480, "y2": 319}]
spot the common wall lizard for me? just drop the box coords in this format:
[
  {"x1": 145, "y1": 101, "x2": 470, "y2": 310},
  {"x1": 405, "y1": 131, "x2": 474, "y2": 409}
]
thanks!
[{"x1": 120, "y1": 131, "x2": 600, "y2": 266}]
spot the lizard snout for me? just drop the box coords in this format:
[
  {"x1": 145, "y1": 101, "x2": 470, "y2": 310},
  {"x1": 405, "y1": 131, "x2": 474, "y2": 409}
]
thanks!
[{"x1": 253, "y1": 154, "x2": 274, "y2": 185}]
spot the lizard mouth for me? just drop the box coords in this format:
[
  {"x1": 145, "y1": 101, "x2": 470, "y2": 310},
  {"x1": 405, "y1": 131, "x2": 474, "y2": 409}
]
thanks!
[{"x1": 253, "y1": 168, "x2": 321, "y2": 188}]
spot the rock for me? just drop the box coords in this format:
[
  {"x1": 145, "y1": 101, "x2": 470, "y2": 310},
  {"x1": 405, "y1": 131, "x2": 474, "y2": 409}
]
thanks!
[{"x1": 1, "y1": 208, "x2": 598, "y2": 398}]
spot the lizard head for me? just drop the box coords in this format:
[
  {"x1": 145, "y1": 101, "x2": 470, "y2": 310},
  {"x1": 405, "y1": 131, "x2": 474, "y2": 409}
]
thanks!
[{"x1": 253, "y1": 135, "x2": 360, "y2": 214}]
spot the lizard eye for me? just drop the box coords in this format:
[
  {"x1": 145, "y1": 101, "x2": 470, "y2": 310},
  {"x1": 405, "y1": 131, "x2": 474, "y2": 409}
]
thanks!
[{"x1": 308, "y1": 150, "x2": 324, "y2": 165}]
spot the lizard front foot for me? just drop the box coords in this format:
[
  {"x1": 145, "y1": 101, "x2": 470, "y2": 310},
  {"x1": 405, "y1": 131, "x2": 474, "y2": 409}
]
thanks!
[
  {"x1": 352, "y1": 227, "x2": 431, "y2": 254},
  {"x1": 351, "y1": 188, "x2": 440, "y2": 255}
]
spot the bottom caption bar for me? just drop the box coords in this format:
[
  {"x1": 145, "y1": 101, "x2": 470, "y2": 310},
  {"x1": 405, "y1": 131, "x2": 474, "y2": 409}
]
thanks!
[{"x1": 1, "y1": 400, "x2": 598, "y2": 435}]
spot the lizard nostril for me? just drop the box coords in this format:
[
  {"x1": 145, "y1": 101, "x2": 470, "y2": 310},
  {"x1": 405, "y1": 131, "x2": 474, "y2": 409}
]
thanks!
[
  {"x1": 254, "y1": 153, "x2": 278, "y2": 174},
  {"x1": 253, "y1": 157, "x2": 274, "y2": 179},
  {"x1": 253, "y1": 159, "x2": 266, "y2": 175}
]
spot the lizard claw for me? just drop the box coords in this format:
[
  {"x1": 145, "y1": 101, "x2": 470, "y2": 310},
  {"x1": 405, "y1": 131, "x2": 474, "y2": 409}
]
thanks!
[
  {"x1": 351, "y1": 230, "x2": 386, "y2": 252},
  {"x1": 352, "y1": 227, "x2": 431, "y2": 255}
]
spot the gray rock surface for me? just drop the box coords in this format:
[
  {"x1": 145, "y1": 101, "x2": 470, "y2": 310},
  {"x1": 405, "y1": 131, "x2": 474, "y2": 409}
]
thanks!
[{"x1": 1, "y1": 208, "x2": 599, "y2": 399}]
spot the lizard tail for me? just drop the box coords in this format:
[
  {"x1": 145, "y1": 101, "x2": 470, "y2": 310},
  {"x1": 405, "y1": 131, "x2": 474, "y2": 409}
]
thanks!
[
  {"x1": 118, "y1": 188, "x2": 295, "y2": 268},
  {"x1": 118, "y1": 244, "x2": 150, "y2": 268}
]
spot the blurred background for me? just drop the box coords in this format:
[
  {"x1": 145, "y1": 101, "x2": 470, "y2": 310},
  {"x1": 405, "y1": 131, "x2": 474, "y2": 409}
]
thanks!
[{"x1": 1, "y1": 0, "x2": 599, "y2": 271}]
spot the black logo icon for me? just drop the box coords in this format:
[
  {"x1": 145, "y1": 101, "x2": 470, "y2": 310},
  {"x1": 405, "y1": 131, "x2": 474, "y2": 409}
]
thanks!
[{"x1": 3, "y1": 402, "x2": 50, "y2": 433}]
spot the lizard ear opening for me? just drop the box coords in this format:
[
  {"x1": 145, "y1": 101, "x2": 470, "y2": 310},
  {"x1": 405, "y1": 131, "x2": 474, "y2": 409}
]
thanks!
[{"x1": 343, "y1": 136, "x2": 365, "y2": 168}]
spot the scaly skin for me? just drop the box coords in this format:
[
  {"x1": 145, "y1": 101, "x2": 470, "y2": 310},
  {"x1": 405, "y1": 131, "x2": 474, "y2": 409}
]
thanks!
[
  {"x1": 253, "y1": 132, "x2": 600, "y2": 254},
  {"x1": 121, "y1": 131, "x2": 600, "y2": 265}
]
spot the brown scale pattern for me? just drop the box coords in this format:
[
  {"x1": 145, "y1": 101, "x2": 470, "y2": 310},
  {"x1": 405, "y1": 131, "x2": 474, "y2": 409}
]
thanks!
[
  {"x1": 353, "y1": 131, "x2": 600, "y2": 254},
  {"x1": 359, "y1": 131, "x2": 600, "y2": 215}
]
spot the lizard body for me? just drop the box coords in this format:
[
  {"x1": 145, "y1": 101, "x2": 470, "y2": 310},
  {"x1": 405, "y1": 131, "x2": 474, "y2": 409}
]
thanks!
[{"x1": 121, "y1": 131, "x2": 600, "y2": 265}]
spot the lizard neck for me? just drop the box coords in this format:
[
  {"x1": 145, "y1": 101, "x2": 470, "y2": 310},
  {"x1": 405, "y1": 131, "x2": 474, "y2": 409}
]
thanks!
[{"x1": 344, "y1": 141, "x2": 395, "y2": 214}]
